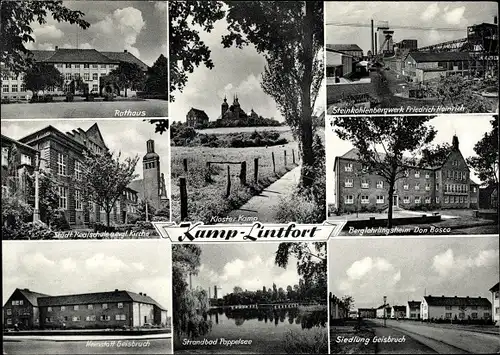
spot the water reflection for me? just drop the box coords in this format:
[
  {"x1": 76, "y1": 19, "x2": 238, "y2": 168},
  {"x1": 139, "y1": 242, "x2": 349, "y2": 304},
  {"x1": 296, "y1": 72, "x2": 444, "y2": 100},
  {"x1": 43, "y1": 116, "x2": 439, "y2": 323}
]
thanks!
[{"x1": 208, "y1": 308, "x2": 326, "y2": 329}]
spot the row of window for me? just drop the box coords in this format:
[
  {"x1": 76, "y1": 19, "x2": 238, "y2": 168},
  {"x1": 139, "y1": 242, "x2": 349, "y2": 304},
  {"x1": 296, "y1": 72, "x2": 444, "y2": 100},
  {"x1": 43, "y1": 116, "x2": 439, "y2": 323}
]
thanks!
[
  {"x1": 1, "y1": 148, "x2": 33, "y2": 167},
  {"x1": 57, "y1": 186, "x2": 135, "y2": 213},
  {"x1": 63, "y1": 72, "x2": 103, "y2": 81},
  {"x1": 45, "y1": 314, "x2": 126, "y2": 323},
  {"x1": 55, "y1": 63, "x2": 118, "y2": 70},
  {"x1": 47, "y1": 303, "x2": 123, "y2": 312},
  {"x1": 344, "y1": 163, "x2": 435, "y2": 179},
  {"x1": 444, "y1": 196, "x2": 469, "y2": 204},
  {"x1": 2, "y1": 84, "x2": 26, "y2": 93},
  {"x1": 344, "y1": 195, "x2": 441, "y2": 205},
  {"x1": 11, "y1": 300, "x2": 24, "y2": 306},
  {"x1": 57, "y1": 153, "x2": 94, "y2": 177},
  {"x1": 446, "y1": 169, "x2": 468, "y2": 181},
  {"x1": 345, "y1": 195, "x2": 385, "y2": 204},
  {"x1": 444, "y1": 184, "x2": 469, "y2": 193},
  {"x1": 445, "y1": 312, "x2": 489, "y2": 319},
  {"x1": 343, "y1": 179, "x2": 434, "y2": 191},
  {"x1": 144, "y1": 161, "x2": 157, "y2": 170},
  {"x1": 444, "y1": 305, "x2": 490, "y2": 310}
]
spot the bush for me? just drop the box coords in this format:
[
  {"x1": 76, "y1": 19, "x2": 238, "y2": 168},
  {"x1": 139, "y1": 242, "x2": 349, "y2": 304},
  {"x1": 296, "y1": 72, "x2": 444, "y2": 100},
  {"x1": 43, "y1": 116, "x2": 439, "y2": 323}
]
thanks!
[
  {"x1": 135, "y1": 221, "x2": 154, "y2": 230},
  {"x1": 65, "y1": 92, "x2": 74, "y2": 102},
  {"x1": 3, "y1": 221, "x2": 55, "y2": 240},
  {"x1": 127, "y1": 213, "x2": 141, "y2": 225},
  {"x1": 93, "y1": 223, "x2": 116, "y2": 233},
  {"x1": 282, "y1": 327, "x2": 328, "y2": 354},
  {"x1": 50, "y1": 210, "x2": 70, "y2": 231}
]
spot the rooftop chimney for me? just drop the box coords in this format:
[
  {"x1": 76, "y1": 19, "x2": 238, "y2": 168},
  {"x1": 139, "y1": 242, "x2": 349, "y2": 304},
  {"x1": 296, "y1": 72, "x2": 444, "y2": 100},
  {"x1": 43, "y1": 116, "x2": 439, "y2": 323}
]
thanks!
[
  {"x1": 114, "y1": 289, "x2": 118, "y2": 292},
  {"x1": 143, "y1": 293, "x2": 147, "y2": 297},
  {"x1": 55, "y1": 46, "x2": 59, "y2": 50},
  {"x1": 139, "y1": 292, "x2": 143, "y2": 295},
  {"x1": 24, "y1": 288, "x2": 30, "y2": 291},
  {"x1": 124, "y1": 49, "x2": 128, "y2": 53}
]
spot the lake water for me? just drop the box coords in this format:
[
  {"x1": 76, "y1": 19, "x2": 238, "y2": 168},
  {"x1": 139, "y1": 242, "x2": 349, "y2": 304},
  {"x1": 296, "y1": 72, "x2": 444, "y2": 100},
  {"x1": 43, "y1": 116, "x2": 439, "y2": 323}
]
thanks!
[{"x1": 175, "y1": 307, "x2": 327, "y2": 354}]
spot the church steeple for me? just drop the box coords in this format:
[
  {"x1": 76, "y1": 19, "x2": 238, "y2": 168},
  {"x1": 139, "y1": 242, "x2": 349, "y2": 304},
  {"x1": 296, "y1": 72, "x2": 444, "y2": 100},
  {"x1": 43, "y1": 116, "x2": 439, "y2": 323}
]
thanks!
[
  {"x1": 452, "y1": 135, "x2": 459, "y2": 150},
  {"x1": 221, "y1": 95, "x2": 229, "y2": 117}
]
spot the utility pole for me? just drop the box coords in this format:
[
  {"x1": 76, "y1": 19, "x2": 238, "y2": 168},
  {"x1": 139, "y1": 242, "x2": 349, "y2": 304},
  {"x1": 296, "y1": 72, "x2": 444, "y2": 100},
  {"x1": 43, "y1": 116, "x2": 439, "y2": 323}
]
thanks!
[{"x1": 383, "y1": 295, "x2": 387, "y2": 327}]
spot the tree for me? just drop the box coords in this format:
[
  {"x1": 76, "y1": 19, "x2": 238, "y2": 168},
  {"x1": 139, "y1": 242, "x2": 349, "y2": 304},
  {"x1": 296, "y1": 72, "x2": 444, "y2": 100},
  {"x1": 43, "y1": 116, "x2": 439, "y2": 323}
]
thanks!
[
  {"x1": 233, "y1": 286, "x2": 243, "y2": 294},
  {"x1": 341, "y1": 295, "x2": 354, "y2": 314},
  {"x1": 77, "y1": 150, "x2": 139, "y2": 227},
  {"x1": 136, "y1": 199, "x2": 157, "y2": 222},
  {"x1": 334, "y1": 116, "x2": 437, "y2": 228},
  {"x1": 169, "y1": 1, "x2": 225, "y2": 102},
  {"x1": 275, "y1": 242, "x2": 327, "y2": 281},
  {"x1": 1, "y1": 1, "x2": 90, "y2": 75},
  {"x1": 145, "y1": 54, "x2": 168, "y2": 97},
  {"x1": 467, "y1": 116, "x2": 499, "y2": 188},
  {"x1": 222, "y1": 1, "x2": 324, "y2": 188},
  {"x1": 433, "y1": 74, "x2": 491, "y2": 113},
  {"x1": 24, "y1": 62, "x2": 64, "y2": 97},
  {"x1": 108, "y1": 62, "x2": 145, "y2": 97}
]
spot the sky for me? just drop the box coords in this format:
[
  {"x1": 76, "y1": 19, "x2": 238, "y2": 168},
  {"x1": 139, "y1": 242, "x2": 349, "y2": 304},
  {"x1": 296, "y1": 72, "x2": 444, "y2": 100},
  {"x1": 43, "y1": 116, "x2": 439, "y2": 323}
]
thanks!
[
  {"x1": 190, "y1": 243, "x2": 319, "y2": 298},
  {"x1": 325, "y1": 115, "x2": 496, "y2": 203},
  {"x1": 329, "y1": 236, "x2": 499, "y2": 310},
  {"x1": 24, "y1": 1, "x2": 168, "y2": 67},
  {"x1": 2, "y1": 240, "x2": 172, "y2": 315},
  {"x1": 170, "y1": 3, "x2": 325, "y2": 123},
  {"x1": 325, "y1": 2, "x2": 498, "y2": 54},
  {"x1": 1, "y1": 119, "x2": 170, "y2": 193}
]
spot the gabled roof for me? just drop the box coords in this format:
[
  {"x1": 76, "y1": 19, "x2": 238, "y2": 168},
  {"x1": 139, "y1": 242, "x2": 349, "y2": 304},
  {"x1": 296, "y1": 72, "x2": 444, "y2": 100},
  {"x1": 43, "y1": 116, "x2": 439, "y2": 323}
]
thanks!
[
  {"x1": 37, "y1": 290, "x2": 167, "y2": 311},
  {"x1": 392, "y1": 305, "x2": 406, "y2": 312},
  {"x1": 41, "y1": 49, "x2": 119, "y2": 64},
  {"x1": 14, "y1": 288, "x2": 52, "y2": 307},
  {"x1": 188, "y1": 108, "x2": 209, "y2": 120},
  {"x1": 408, "y1": 300, "x2": 421, "y2": 307},
  {"x1": 407, "y1": 51, "x2": 471, "y2": 63},
  {"x1": 327, "y1": 44, "x2": 363, "y2": 53},
  {"x1": 1, "y1": 134, "x2": 40, "y2": 154},
  {"x1": 377, "y1": 304, "x2": 390, "y2": 309},
  {"x1": 424, "y1": 295, "x2": 491, "y2": 307},
  {"x1": 490, "y1": 282, "x2": 499, "y2": 293},
  {"x1": 101, "y1": 51, "x2": 148, "y2": 71}
]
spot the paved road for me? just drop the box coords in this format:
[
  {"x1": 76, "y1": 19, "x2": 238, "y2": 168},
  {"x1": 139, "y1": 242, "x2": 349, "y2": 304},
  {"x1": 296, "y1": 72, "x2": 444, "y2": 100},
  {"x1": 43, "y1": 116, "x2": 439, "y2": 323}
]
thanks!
[
  {"x1": 3, "y1": 337, "x2": 172, "y2": 354},
  {"x1": 1, "y1": 99, "x2": 168, "y2": 119},
  {"x1": 227, "y1": 166, "x2": 301, "y2": 223},
  {"x1": 370, "y1": 324, "x2": 437, "y2": 354},
  {"x1": 368, "y1": 319, "x2": 500, "y2": 354}
]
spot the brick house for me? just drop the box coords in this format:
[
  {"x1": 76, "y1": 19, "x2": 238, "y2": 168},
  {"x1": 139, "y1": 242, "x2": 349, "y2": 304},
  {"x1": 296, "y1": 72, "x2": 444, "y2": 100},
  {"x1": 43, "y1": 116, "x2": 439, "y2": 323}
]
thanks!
[
  {"x1": 186, "y1": 108, "x2": 209, "y2": 127},
  {"x1": 333, "y1": 135, "x2": 480, "y2": 213},
  {"x1": 3, "y1": 288, "x2": 168, "y2": 330}
]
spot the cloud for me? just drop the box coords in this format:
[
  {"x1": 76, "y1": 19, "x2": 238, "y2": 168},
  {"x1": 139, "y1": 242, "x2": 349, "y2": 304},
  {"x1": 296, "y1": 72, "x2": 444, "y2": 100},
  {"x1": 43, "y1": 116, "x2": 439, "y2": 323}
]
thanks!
[
  {"x1": 23, "y1": 252, "x2": 56, "y2": 270},
  {"x1": 443, "y1": 6, "x2": 466, "y2": 25},
  {"x1": 34, "y1": 25, "x2": 64, "y2": 40},
  {"x1": 346, "y1": 257, "x2": 394, "y2": 280},
  {"x1": 154, "y1": 2, "x2": 168, "y2": 14},
  {"x1": 421, "y1": 4, "x2": 440, "y2": 21},
  {"x1": 432, "y1": 248, "x2": 498, "y2": 277},
  {"x1": 220, "y1": 255, "x2": 263, "y2": 281},
  {"x1": 61, "y1": 258, "x2": 78, "y2": 272},
  {"x1": 84, "y1": 253, "x2": 129, "y2": 273}
]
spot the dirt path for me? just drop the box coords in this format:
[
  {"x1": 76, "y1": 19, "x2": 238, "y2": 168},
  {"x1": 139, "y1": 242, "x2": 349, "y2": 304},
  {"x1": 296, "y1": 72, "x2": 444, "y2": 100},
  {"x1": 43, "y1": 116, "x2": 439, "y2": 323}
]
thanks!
[{"x1": 227, "y1": 166, "x2": 301, "y2": 223}]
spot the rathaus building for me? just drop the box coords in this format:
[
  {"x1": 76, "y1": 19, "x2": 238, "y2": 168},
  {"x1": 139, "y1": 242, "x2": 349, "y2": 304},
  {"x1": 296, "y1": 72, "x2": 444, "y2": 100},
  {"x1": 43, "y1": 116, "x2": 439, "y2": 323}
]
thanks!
[{"x1": 333, "y1": 135, "x2": 480, "y2": 212}]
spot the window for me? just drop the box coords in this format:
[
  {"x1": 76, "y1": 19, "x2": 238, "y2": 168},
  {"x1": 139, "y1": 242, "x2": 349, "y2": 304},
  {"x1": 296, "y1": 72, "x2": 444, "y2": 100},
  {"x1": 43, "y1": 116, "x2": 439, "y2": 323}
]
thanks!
[
  {"x1": 415, "y1": 196, "x2": 421, "y2": 204},
  {"x1": 58, "y1": 186, "x2": 68, "y2": 210},
  {"x1": 436, "y1": 197, "x2": 439, "y2": 203},
  {"x1": 75, "y1": 160, "x2": 83, "y2": 180},
  {"x1": 376, "y1": 181, "x2": 383, "y2": 189},
  {"x1": 444, "y1": 196, "x2": 449, "y2": 204},
  {"x1": 100, "y1": 315, "x2": 111, "y2": 321},
  {"x1": 72, "y1": 316, "x2": 81, "y2": 322},
  {"x1": 92, "y1": 84, "x2": 98, "y2": 92},
  {"x1": 2, "y1": 84, "x2": 9, "y2": 92},
  {"x1": 403, "y1": 196, "x2": 410, "y2": 204},
  {"x1": 73, "y1": 73, "x2": 80, "y2": 80},
  {"x1": 361, "y1": 180, "x2": 369, "y2": 189},
  {"x1": 46, "y1": 317, "x2": 52, "y2": 322},
  {"x1": 11, "y1": 85, "x2": 18, "y2": 92},
  {"x1": 65, "y1": 73, "x2": 72, "y2": 81},
  {"x1": 344, "y1": 163, "x2": 352, "y2": 172},
  {"x1": 496, "y1": 307, "x2": 499, "y2": 315},
  {"x1": 88, "y1": 304, "x2": 93, "y2": 310},
  {"x1": 100, "y1": 64, "x2": 107, "y2": 69},
  {"x1": 21, "y1": 154, "x2": 32, "y2": 165},
  {"x1": 414, "y1": 171, "x2": 420, "y2": 178},
  {"x1": 102, "y1": 303, "x2": 108, "y2": 309},
  {"x1": 344, "y1": 179, "x2": 353, "y2": 188},
  {"x1": 84, "y1": 64, "x2": 89, "y2": 69},
  {"x1": 74, "y1": 64, "x2": 80, "y2": 68},
  {"x1": 6, "y1": 309, "x2": 12, "y2": 315},
  {"x1": 57, "y1": 153, "x2": 67, "y2": 175},
  {"x1": 415, "y1": 183, "x2": 420, "y2": 190},
  {"x1": 445, "y1": 313, "x2": 452, "y2": 319},
  {"x1": 61, "y1": 306, "x2": 66, "y2": 311},
  {"x1": 484, "y1": 312, "x2": 490, "y2": 318},
  {"x1": 115, "y1": 314, "x2": 126, "y2": 321},
  {"x1": 48, "y1": 307, "x2": 52, "y2": 312},
  {"x1": 459, "y1": 313, "x2": 465, "y2": 319},
  {"x1": 75, "y1": 189, "x2": 83, "y2": 211},
  {"x1": 84, "y1": 73, "x2": 90, "y2": 81},
  {"x1": 66, "y1": 63, "x2": 71, "y2": 68},
  {"x1": 92, "y1": 64, "x2": 98, "y2": 69},
  {"x1": 403, "y1": 182, "x2": 409, "y2": 190},
  {"x1": 7, "y1": 319, "x2": 12, "y2": 325},
  {"x1": 484, "y1": 306, "x2": 490, "y2": 310},
  {"x1": 118, "y1": 302, "x2": 124, "y2": 309},
  {"x1": 436, "y1": 183, "x2": 439, "y2": 191},
  {"x1": 425, "y1": 173, "x2": 430, "y2": 179},
  {"x1": 345, "y1": 195, "x2": 354, "y2": 205},
  {"x1": 376, "y1": 196, "x2": 384, "y2": 204},
  {"x1": 425, "y1": 197, "x2": 431, "y2": 204},
  {"x1": 56, "y1": 63, "x2": 63, "y2": 68},
  {"x1": 86, "y1": 315, "x2": 96, "y2": 321},
  {"x1": 20, "y1": 84, "x2": 26, "y2": 92},
  {"x1": 92, "y1": 73, "x2": 98, "y2": 81},
  {"x1": 361, "y1": 195, "x2": 369, "y2": 204},
  {"x1": 74, "y1": 305, "x2": 79, "y2": 310},
  {"x1": 425, "y1": 184, "x2": 430, "y2": 191}
]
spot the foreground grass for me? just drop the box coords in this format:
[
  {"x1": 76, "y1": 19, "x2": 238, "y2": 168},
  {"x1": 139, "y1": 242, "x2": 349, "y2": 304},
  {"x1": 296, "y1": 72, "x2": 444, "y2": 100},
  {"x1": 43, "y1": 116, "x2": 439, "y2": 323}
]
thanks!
[
  {"x1": 330, "y1": 321, "x2": 376, "y2": 354},
  {"x1": 171, "y1": 130, "x2": 299, "y2": 223}
]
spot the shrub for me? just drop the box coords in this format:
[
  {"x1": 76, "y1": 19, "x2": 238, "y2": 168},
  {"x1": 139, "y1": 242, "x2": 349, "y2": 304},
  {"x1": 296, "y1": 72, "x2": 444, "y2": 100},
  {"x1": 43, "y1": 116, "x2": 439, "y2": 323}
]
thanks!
[
  {"x1": 50, "y1": 209, "x2": 70, "y2": 231},
  {"x1": 3, "y1": 221, "x2": 55, "y2": 240},
  {"x1": 135, "y1": 221, "x2": 154, "y2": 230},
  {"x1": 93, "y1": 223, "x2": 116, "y2": 233},
  {"x1": 282, "y1": 327, "x2": 328, "y2": 354}
]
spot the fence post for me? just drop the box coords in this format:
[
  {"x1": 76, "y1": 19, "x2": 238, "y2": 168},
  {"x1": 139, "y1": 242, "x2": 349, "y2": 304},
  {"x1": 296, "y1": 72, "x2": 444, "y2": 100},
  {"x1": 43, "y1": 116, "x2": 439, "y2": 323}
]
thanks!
[
  {"x1": 183, "y1": 158, "x2": 188, "y2": 172},
  {"x1": 292, "y1": 149, "x2": 296, "y2": 164},
  {"x1": 226, "y1": 166, "x2": 231, "y2": 198},
  {"x1": 254, "y1": 158, "x2": 259, "y2": 182},
  {"x1": 240, "y1": 161, "x2": 247, "y2": 186},
  {"x1": 205, "y1": 162, "x2": 211, "y2": 182},
  {"x1": 284, "y1": 150, "x2": 287, "y2": 167},
  {"x1": 272, "y1": 152, "x2": 276, "y2": 174},
  {"x1": 180, "y1": 177, "x2": 188, "y2": 221}
]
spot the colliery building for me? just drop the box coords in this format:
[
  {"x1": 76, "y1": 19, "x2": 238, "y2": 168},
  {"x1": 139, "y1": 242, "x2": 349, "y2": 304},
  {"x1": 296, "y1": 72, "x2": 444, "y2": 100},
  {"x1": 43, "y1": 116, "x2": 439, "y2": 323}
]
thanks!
[
  {"x1": 3, "y1": 288, "x2": 168, "y2": 330},
  {"x1": 402, "y1": 52, "x2": 472, "y2": 84},
  {"x1": 333, "y1": 135, "x2": 480, "y2": 213}
]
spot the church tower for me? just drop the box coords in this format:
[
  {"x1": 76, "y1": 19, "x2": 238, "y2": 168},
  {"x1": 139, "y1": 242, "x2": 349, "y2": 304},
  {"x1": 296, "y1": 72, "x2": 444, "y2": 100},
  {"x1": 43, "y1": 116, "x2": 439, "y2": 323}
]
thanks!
[
  {"x1": 233, "y1": 94, "x2": 241, "y2": 119},
  {"x1": 143, "y1": 139, "x2": 161, "y2": 210},
  {"x1": 221, "y1": 96, "x2": 229, "y2": 118}
]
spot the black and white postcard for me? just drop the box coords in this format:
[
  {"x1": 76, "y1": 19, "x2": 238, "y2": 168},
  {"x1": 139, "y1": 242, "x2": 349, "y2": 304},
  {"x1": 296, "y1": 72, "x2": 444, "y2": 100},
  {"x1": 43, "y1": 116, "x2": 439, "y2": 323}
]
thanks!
[
  {"x1": 2, "y1": 240, "x2": 173, "y2": 354},
  {"x1": 1, "y1": 1, "x2": 168, "y2": 119},
  {"x1": 326, "y1": 114, "x2": 499, "y2": 236},
  {"x1": 329, "y1": 236, "x2": 499, "y2": 354},
  {"x1": 1, "y1": 119, "x2": 171, "y2": 240},
  {"x1": 325, "y1": 2, "x2": 498, "y2": 115}
]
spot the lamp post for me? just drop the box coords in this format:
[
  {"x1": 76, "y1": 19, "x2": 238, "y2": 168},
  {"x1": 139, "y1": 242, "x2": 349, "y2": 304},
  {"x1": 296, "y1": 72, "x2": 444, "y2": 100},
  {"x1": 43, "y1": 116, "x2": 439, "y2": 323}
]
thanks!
[{"x1": 383, "y1": 295, "x2": 387, "y2": 327}]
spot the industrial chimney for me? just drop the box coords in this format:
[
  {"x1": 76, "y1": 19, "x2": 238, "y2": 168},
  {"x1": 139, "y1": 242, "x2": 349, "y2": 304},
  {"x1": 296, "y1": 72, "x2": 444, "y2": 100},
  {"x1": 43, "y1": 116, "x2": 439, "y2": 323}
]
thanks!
[
  {"x1": 371, "y1": 19, "x2": 374, "y2": 55},
  {"x1": 214, "y1": 285, "x2": 218, "y2": 299}
]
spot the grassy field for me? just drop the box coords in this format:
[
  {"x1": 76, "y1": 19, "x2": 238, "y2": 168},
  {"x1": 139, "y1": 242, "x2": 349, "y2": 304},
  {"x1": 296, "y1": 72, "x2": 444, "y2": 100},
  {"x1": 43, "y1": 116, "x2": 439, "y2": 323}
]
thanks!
[{"x1": 171, "y1": 129, "x2": 300, "y2": 223}]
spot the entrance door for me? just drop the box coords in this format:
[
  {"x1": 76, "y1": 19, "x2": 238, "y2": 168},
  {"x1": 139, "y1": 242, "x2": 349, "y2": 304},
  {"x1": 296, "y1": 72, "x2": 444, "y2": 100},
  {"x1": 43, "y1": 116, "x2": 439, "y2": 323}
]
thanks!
[
  {"x1": 392, "y1": 195, "x2": 398, "y2": 207},
  {"x1": 144, "y1": 316, "x2": 147, "y2": 324}
]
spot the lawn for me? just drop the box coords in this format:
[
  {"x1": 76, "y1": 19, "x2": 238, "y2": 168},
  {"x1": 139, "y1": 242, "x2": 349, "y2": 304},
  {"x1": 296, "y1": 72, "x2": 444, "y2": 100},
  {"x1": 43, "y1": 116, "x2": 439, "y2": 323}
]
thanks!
[{"x1": 171, "y1": 129, "x2": 299, "y2": 223}]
